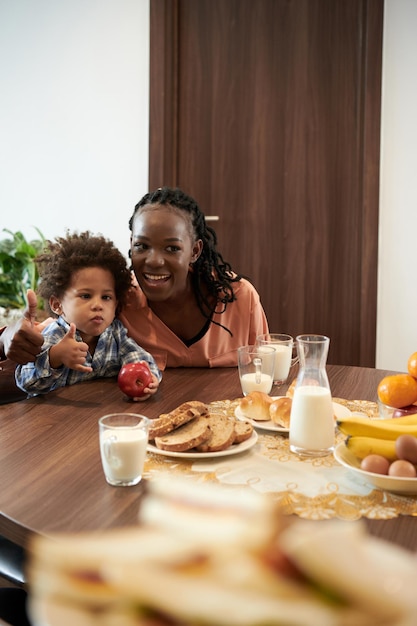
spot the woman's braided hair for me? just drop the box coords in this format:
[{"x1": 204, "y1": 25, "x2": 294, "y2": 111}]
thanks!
[
  {"x1": 35, "y1": 231, "x2": 133, "y2": 316},
  {"x1": 128, "y1": 187, "x2": 243, "y2": 332}
]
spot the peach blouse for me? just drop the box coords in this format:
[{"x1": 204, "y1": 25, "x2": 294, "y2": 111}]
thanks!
[{"x1": 119, "y1": 278, "x2": 269, "y2": 370}]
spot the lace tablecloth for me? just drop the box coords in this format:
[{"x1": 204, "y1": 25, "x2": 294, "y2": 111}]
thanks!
[{"x1": 144, "y1": 398, "x2": 417, "y2": 520}]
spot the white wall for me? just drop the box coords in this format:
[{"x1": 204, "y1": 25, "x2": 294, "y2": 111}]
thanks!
[
  {"x1": 0, "y1": 0, "x2": 414, "y2": 371},
  {"x1": 377, "y1": 0, "x2": 417, "y2": 371},
  {"x1": 0, "y1": 0, "x2": 149, "y2": 261}
]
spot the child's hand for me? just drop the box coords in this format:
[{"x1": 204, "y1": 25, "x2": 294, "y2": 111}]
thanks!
[
  {"x1": 49, "y1": 323, "x2": 92, "y2": 372},
  {"x1": 131, "y1": 372, "x2": 160, "y2": 402}
]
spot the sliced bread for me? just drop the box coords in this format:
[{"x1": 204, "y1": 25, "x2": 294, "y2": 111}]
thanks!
[
  {"x1": 195, "y1": 414, "x2": 236, "y2": 453},
  {"x1": 233, "y1": 420, "x2": 254, "y2": 444},
  {"x1": 154, "y1": 415, "x2": 210, "y2": 452},
  {"x1": 149, "y1": 401, "x2": 209, "y2": 439}
]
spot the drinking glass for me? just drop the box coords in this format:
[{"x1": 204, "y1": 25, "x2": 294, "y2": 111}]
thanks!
[
  {"x1": 99, "y1": 413, "x2": 149, "y2": 486},
  {"x1": 237, "y1": 345, "x2": 275, "y2": 396},
  {"x1": 256, "y1": 333, "x2": 298, "y2": 388}
]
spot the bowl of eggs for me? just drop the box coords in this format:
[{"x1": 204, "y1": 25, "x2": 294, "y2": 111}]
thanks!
[
  {"x1": 334, "y1": 435, "x2": 417, "y2": 495},
  {"x1": 335, "y1": 352, "x2": 417, "y2": 493}
]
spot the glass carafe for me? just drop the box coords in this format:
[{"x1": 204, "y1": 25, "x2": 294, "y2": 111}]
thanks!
[{"x1": 289, "y1": 334, "x2": 335, "y2": 457}]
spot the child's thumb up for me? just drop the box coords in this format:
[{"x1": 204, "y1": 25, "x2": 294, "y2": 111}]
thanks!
[{"x1": 66, "y1": 323, "x2": 77, "y2": 340}]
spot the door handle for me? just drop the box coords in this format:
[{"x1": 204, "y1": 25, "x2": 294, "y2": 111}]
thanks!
[{"x1": 205, "y1": 216, "x2": 219, "y2": 222}]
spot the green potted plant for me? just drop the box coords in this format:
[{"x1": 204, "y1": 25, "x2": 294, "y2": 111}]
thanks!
[{"x1": 0, "y1": 228, "x2": 46, "y2": 324}]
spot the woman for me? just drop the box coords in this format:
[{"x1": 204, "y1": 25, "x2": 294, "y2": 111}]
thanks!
[
  {"x1": 1, "y1": 187, "x2": 268, "y2": 374},
  {"x1": 119, "y1": 187, "x2": 268, "y2": 369}
]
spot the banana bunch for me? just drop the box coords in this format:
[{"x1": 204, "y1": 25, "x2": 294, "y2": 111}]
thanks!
[{"x1": 337, "y1": 413, "x2": 417, "y2": 461}]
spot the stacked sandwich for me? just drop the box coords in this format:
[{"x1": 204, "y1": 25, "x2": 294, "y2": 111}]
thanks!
[{"x1": 28, "y1": 478, "x2": 417, "y2": 625}]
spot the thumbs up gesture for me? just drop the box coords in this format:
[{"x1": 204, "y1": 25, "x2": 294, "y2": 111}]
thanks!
[
  {"x1": 1, "y1": 289, "x2": 47, "y2": 363},
  {"x1": 49, "y1": 323, "x2": 93, "y2": 372}
]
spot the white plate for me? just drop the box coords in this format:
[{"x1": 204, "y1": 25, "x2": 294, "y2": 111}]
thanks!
[
  {"x1": 235, "y1": 400, "x2": 351, "y2": 433},
  {"x1": 147, "y1": 430, "x2": 258, "y2": 459},
  {"x1": 334, "y1": 441, "x2": 417, "y2": 495}
]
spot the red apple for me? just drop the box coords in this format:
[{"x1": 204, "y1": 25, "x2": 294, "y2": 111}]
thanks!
[
  {"x1": 118, "y1": 362, "x2": 153, "y2": 398},
  {"x1": 393, "y1": 404, "x2": 417, "y2": 418}
]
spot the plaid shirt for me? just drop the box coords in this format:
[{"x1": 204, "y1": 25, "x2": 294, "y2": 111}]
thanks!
[{"x1": 15, "y1": 317, "x2": 161, "y2": 397}]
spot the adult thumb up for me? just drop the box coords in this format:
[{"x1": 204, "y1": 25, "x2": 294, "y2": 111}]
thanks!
[{"x1": 24, "y1": 289, "x2": 39, "y2": 323}]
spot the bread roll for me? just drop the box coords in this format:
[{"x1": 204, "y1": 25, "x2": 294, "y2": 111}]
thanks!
[
  {"x1": 269, "y1": 397, "x2": 292, "y2": 428},
  {"x1": 239, "y1": 391, "x2": 272, "y2": 421},
  {"x1": 286, "y1": 380, "x2": 296, "y2": 399}
]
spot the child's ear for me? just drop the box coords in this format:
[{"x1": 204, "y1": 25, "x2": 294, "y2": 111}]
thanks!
[{"x1": 49, "y1": 295, "x2": 61, "y2": 317}]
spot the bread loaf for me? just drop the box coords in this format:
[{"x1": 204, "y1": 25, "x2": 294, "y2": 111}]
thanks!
[
  {"x1": 195, "y1": 414, "x2": 236, "y2": 452},
  {"x1": 269, "y1": 397, "x2": 292, "y2": 428},
  {"x1": 149, "y1": 401, "x2": 209, "y2": 439},
  {"x1": 154, "y1": 415, "x2": 210, "y2": 452},
  {"x1": 233, "y1": 420, "x2": 254, "y2": 443},
  {"x1": 150, "y1": 401, "x2": 253, "y2": 454},
  {"x1": 239, "y1": 391, "x2": 272, "y2": 421}
]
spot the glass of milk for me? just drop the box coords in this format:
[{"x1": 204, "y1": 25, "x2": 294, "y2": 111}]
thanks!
[
  {"x1": 99, "y1": 413, "x2": 150, "y2": 486},
  {"x1": 256, "y1": 333, "x2": 298, "y2": 387},
  {"x1": 237, "y1": 345, "x2": 275, "y2": 396},
  {"x1": 289, "y1": 335, "x2": 335, "y2": 457}
]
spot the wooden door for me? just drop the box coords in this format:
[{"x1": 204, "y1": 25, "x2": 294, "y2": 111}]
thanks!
[{"x1": 149, "y1": 0, "x2": 383, "y2": 366}]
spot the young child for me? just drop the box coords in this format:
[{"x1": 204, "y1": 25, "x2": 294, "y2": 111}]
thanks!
[{"x1": 15, "y1": 231, "x2": 161, "y2": 399}]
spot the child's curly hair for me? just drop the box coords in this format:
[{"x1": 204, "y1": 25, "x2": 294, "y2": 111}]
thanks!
[{"x1": 35, "y1": 231, "x2": 132, "y2": 316}]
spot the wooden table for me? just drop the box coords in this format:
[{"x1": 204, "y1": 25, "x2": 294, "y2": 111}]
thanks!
[{"x1": 0, "y1": 364, "x2": 415, "y2": 552}]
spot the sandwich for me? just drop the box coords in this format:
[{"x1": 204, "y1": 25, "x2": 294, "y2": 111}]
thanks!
[{"x1": 28, "y1": 479, "x2": 417, "y2": 625}]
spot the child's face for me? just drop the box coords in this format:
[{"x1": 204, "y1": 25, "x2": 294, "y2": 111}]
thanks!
[{"x1": 52, "y1": 267, "x2": 117, "y2": 338}]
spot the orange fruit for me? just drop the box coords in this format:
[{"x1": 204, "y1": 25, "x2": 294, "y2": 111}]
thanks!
[
  {"x1": 377, "y1": 374, "x2": 417, "y2": 409},
  {"x1": 408, "y1": 352, "x2": 417, "y2": 379}
]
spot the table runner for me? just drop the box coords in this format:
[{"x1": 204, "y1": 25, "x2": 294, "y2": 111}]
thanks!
[{"x1": 144, "y1": 398, "x2": 417, "y2": 520}]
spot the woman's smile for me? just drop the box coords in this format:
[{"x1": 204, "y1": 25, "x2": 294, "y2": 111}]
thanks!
[{"x1": 143, "y1": 273, "x2": 171, "y2": 283}]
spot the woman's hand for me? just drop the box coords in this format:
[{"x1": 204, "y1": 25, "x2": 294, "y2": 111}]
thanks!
[{"x1": 0, "y1": 290, "x2": 45, "y2": 363}]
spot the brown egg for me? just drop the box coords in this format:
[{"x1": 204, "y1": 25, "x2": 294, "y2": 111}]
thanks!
[
  {"x1": 360, "y1": 454, "x2": 390, "y2": 475},
  {"x1": 395, "y1": 434, "x2": 417, "y2": 464},
  {"x1": 388, "y1": 459, "x2": 417, "y2": 478}
]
